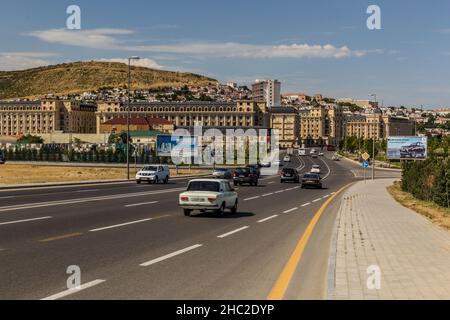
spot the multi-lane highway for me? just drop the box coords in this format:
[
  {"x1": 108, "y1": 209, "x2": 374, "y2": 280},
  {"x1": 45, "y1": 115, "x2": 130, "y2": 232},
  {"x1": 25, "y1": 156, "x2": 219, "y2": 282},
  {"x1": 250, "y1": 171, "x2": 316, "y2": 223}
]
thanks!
[{"x1": 0, "y1": 152, "x2": 399, "y2": 300}]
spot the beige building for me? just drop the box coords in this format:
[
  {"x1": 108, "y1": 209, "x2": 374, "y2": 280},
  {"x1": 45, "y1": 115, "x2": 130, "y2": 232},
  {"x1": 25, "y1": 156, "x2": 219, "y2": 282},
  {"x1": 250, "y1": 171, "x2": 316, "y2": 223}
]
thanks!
[
  {"x1": 96, "y1": 101, "x2": 269, "y2": 134},
  {"x1": 252, "y1": 79, "x2": 281, "y2": 108},
  {"x1": 300, "y1": 105, "x2": 345, "y2": 146},
  {"x1": 269, "y1": 107, "x2": 300, "y2": 148},
  {"x1": 99, "y1": 117, "x2": 174, "y2": 134},
  {"x1": 0, "y1": 100, "x2": 97, "y2": 136},
  {"x1": 346, "y1": 112, "x2": 415, "y2": 140}
]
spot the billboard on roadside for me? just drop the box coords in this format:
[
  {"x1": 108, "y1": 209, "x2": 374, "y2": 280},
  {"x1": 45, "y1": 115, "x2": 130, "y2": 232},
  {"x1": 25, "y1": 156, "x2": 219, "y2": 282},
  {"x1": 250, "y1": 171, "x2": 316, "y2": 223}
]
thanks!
[
  {"x1": 387, "y1": 136, "x2": 428, "y2": 160},
  {"x1": 156, "y1": 134, "x2": 197, "y2": 157}
]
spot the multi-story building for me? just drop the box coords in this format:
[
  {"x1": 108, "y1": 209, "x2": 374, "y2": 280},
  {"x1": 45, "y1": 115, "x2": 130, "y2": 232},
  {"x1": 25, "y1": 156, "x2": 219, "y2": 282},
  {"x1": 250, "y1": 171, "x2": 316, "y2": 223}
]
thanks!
[
  {"x1": 269, "y1": 107, "x2": 300, "y2": 148},
  {"x1": 0, "y1": 100, "x2": 97, "y2": 136},
  {"x1": 96, "y1": 101, "x2": 269, "y2": 134},
  {"x1": 299, "y1": 105, "x2": 344, "y2": 146},
  {"x1": 252, "y1": 79, "x2": 281, "y2": 108},
  {"x1": 99, "y1": 117, "x2": 175, "y2": 134},
  {"x1": 346, "y1": 111, "x2": 415, "y2": 140}
]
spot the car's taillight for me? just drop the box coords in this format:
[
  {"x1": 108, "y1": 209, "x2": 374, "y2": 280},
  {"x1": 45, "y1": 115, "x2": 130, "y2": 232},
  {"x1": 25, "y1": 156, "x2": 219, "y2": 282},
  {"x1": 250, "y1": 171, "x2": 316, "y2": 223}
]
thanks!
[
  {"x1": 207, "y1": 197, "x2": 217, "y2": 203},
  {"x1": 180, "y1": 196, "x2": 189, "y2": 201}
]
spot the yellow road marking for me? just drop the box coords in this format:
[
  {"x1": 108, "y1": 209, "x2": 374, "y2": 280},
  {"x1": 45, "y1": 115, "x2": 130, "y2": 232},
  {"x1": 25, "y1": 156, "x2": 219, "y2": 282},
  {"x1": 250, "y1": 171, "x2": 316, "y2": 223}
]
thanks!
[
  {"x1": 39, "y1": 232, "x2": 83, "y2": 243},
  {"x1": 267, "y1": 183, "x2": 353, "y2": 300}
]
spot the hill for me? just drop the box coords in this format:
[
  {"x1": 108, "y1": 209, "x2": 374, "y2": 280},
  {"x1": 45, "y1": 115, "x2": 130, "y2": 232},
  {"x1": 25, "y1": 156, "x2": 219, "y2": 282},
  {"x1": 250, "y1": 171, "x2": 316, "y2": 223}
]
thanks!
[{"x1": 0, "y1": 61, "x2": 218, "y2": 100}]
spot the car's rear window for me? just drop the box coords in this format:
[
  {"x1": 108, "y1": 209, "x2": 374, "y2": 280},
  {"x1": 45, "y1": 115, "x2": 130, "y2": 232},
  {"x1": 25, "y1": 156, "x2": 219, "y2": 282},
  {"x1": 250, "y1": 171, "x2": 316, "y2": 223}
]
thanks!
[
  {"x1": 235, "y1": 168, "x2": 249, "y2": 173},
  {"x1": 188, "y1": 181, "x2": 220, "y2": 192},
  {"x1": 282, "y1": 168, "x2": 295, "y2": 173},
  {"x1": 304, "y1": 174, "x2": 319, "y2": 179}
]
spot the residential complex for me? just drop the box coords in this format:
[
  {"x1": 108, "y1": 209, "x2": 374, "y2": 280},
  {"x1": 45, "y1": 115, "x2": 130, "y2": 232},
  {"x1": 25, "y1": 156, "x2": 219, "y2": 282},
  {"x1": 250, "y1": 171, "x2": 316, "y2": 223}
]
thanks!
[
  {"x1": 269, "y1": 107, "x2": 300, "y2": 148},
  {"x1": 0, "y1": 100, "x2": 96, "y2": 136},
  {"x1": 252, "y1": 79, "x2": 281, "y2": 108}
]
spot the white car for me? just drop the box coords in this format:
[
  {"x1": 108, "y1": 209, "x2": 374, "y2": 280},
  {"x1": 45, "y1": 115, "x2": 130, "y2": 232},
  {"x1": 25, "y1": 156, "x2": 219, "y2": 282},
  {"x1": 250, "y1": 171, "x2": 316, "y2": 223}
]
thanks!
[
  {"x1": 136, "y1": 165, "x2": 170, "y2": 184},
  {"x1": 283, "y1": 156, "x2": 291, "y2": 162},
  {"x1": 319, "y1": 152, "x2": 324, "y2": 156},
  {"x1": 179, "y1": 179, "x2": 238, "y2": 216},
  {"x1": 311, "y1": 165, "x2": 321, "y2": 174}
]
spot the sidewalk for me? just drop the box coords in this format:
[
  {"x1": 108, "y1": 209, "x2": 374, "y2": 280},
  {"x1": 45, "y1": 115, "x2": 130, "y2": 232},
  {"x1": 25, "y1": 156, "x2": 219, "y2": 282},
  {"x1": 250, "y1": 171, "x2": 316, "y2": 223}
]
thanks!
[{"x1": 328, "y1": 179, "x2": 450, "y2": 300}]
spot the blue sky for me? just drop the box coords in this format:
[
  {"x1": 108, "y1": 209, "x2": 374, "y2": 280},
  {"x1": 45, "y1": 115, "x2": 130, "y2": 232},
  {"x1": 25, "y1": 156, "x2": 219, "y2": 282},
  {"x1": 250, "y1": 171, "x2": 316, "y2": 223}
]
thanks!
[{"x1": 1, "y1": 0, "x2": 450, "y2": 108}]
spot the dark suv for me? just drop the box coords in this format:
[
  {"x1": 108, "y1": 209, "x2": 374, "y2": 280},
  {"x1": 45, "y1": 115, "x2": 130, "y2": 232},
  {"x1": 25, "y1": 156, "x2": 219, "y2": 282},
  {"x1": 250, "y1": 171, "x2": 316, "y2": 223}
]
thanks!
[
  {"x1": 0, "y1": 152, "x2": 5, "y2": 165},
  {"x1": 246, "y1": 164, "x2": 261, "y2": 178},
  {"x1": 400, "y1": 142, "x2": 426, "y2": 159},
  {"x1": 301, "y1": 173, "x2": 322, "y2": 189},
  {"x1": 233, "y1": 167, "x2": 259, "y2": 186},
  {"x1": 280, "y1": 168, "x2": 300, "y2": 183}
]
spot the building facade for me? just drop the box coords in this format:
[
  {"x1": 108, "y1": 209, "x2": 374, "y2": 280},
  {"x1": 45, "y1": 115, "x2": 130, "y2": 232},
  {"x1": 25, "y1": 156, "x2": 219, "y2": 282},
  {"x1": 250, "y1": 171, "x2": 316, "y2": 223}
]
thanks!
[
  {"x1": 0, "y1": 100, "x2": 97, "y2": 136},
  {"x1": 299, "y1": 105, "x2": 344, "y2": 146},
  {"x1": 100, "y1": 117, "x2": 175, "y2": 134},
  {"x1": 269, "y1": 107, "x2": 300, "y2": 148},
  {"x1": 252, "y1": 79, "x2": 281, "y2": 108},
  {"x1": 96, "y1": 101, "x2": 269, "y2": 134},
  {"x1": 346, "y1": 112, "x2": 415, "y2": 140}
]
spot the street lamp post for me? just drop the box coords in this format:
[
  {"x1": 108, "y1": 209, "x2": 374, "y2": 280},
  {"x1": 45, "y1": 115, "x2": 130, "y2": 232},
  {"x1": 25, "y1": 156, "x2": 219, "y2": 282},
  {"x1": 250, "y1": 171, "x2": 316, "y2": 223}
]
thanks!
[
  {"x1": 127, "y1": 56, "x2": 140, "y2": 180},
  {"x1": 370, "y1": 94, "x2": 377, "y2": 180}
]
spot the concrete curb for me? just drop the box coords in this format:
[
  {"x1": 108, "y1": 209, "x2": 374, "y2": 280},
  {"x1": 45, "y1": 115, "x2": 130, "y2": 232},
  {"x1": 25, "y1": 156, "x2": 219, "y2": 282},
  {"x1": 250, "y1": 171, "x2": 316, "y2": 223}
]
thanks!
[
  {"x1": 341, "y1": 156, "x2": 402, "y2": 172},
  {"x1": 0, "y1": 174, "x2": 210, "y2": 190}
]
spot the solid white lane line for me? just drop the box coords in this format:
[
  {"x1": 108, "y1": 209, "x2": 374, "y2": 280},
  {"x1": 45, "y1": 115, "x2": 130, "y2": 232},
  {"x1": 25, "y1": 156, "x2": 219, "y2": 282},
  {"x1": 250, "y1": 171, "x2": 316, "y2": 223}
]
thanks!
[
  {"x1": 283, "y1": 207, "x2": 298, "y2": 214},
  {"x1": 301, "y1": 203, "x2": 311, "y2": 207},
  {"x1": 89, "y1": 218, "x2": 154, "y2": 232},
  {"x1": 125, "y1": 201, "x2": 159, "y2": 208},
  {"x1": 140, "y1": 244, "x2": 203, "y2": 267},
  {"x1": 322, "y1": 195, "x2": 330, "y2": 199},
  {"x1": 262, "y1": 193, "x2": 274, "y2": 197},
  {"x1": 244, "y1": 196, "x2": 260, "y2": 201},
  {"x1": 0, "y1": 216, "x2": 52, "y2": 226},
  {"x1": 274, "y1": 190, "x2": 284, "y2": 194},
  {"x1": 217, "y1": 226, "x2": 249, "y2": 238},
  {"x1": 41, "y1": 279, "x2": 106, "y2": 300},
  {"x1": 74, "y1": 189, "x2": 100, "y2": 193},
  {"x1": 0, "y1": 196, "x2": 15, "y2": 199},
  {"x1": 0, "y1": 187, "x2": 186, "y2": 213},
  {"x1": 258, "y1": 215, "x2": 278, "y2": 223},
  {"x1": 293, "y1": 186, "x2": 301, "y2": 189},
  {"x1": 268, "y1": 181, "x2": 275, "y2": 184},
  {"x1": 312, "y1": 198, "x2": 322, "y2": 203}
]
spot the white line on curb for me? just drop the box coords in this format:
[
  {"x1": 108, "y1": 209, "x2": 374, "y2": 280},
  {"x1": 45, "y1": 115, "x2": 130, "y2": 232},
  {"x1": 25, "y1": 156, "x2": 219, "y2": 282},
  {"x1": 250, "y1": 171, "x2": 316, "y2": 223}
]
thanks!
[
  {"x1": 41, "y1": 279, "x2": 106, "y2": 300},
  {"x1": 217, "y1": 226, "x2": 249, "y2": 238},
  {"x1": 140, "y1": 244, "x2": 203, "y2": 267}
]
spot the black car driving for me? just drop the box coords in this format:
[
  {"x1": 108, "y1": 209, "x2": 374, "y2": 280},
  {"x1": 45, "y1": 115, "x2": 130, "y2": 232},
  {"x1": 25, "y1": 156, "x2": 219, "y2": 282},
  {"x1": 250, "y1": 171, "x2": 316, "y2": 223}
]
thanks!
[
  {"x1": 280, "y1": 167, "x2": 300, "y2": 183},
  {"x1": 0, "y1": 151, "x2": 5, "y2": 165},
  {"x1": 301, "y1": 173, "x2": 322, "y2": 189},
  {"x1": 233, "y1": 167, "x2": 259, "y2": 186}
]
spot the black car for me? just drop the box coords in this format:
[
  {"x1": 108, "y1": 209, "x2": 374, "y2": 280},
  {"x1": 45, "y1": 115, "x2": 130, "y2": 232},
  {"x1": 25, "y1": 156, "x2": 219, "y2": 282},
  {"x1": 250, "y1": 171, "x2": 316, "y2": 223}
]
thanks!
[
  {"x1": 246, "y1": 164, "x2": 261, "y2": 178},
  {"x1": 0, "y1": 152, "x2": 5, "y2": 165},
  {"x1": 233, "y1": 167, "x2": 259, "y2": 186},
  {"x1": 280, "y1": 167, "x2": 300, "y2": 183},
  {"x1": 301, "y1": 173, "x2": 322, "y2": 189},
  {"x1": 400, "y1": 142, "x2": 426, "y2": 159}
]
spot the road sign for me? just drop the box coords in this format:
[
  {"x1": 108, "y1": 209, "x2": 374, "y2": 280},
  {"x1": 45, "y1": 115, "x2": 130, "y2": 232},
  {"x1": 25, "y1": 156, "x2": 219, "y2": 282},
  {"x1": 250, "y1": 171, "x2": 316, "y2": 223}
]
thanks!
[
  {"x1": 362, "y1": 152, "x2": 370, "y2": 161},
  {"x1": 362, "y1": 160, "x2": 369, "y2": 168}
]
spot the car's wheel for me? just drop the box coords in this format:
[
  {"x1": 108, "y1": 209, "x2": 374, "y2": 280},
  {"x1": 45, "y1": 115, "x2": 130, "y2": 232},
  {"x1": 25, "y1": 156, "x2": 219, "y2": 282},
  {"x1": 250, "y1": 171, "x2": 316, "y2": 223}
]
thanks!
[
  {"x1": 136, "y1": 180, "x2": 141, "y2": 184},
  {"x1": 154, "y1": 177, "x2": 159, "y2": 184},
  {"x1": 254, "y1": 180, "x2": 259, "y2": 186},
  {"x1": 164, "y1": 176, "x2": 169, "y2": 184},
  {"x1": 280, "y1": 180, "x2": 284, "y2": 183},
  {"x1": 231, "y1": 200, "x2": 238, "y2": 214},
  {"x1": 183, "y1": 209, "x2": 192, "y2": 217},
  {"x1": 216, "y1": 203, "x2": 226, "y2": 216},
  {"x1": 233, "y1": 182, "x2": 238, "y2": 186}
]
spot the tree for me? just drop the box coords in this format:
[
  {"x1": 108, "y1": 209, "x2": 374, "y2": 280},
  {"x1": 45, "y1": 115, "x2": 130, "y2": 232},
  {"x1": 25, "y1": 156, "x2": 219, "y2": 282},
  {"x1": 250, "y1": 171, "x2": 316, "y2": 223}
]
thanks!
[{"x1": 17, "y1": 134, "x2": 43, "y2": 144}]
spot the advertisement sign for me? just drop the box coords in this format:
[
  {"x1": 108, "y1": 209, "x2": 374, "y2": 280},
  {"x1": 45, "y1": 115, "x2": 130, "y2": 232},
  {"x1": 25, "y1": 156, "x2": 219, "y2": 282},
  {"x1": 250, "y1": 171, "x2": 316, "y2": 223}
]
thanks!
[
  {"x1": 156, "y1": 134, "x2": 197, "y2": 157},
  {"x1": 387, "y1": 136, "x2": 427, "y2": 160}
]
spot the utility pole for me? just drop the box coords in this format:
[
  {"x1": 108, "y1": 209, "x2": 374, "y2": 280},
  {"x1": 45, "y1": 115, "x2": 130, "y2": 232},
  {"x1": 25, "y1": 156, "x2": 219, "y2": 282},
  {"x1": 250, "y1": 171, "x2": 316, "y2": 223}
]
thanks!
[
  {"x1": 126, "y1": 56, "x2": 140, "y2": 180},
  {"x1": 370, "y1": 94, "x2": 377, "y2": 180}
]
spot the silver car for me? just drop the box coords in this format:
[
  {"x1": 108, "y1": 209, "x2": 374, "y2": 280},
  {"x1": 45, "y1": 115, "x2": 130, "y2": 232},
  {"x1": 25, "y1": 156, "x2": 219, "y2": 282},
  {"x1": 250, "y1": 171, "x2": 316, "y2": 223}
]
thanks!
[{"x1": 212, "y1": 168, "x2": 232, "y2": 179}]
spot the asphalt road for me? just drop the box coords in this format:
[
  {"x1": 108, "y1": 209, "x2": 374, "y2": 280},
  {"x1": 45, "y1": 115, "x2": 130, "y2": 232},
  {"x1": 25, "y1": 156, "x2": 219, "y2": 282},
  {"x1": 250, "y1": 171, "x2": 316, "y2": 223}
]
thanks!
[{"x1": 0, "y1": 151, "x2": 399, "y2": 300}]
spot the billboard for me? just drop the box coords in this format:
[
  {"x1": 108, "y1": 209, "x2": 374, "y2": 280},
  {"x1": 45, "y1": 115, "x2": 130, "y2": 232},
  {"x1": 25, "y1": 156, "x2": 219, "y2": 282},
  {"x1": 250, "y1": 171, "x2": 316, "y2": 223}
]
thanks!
[
  {"x1": 156, "y1": 134, "x2": 197, "y2": 157},
  {"x1": 387, "y1": 136, "x2": 427, "y2": 160}
]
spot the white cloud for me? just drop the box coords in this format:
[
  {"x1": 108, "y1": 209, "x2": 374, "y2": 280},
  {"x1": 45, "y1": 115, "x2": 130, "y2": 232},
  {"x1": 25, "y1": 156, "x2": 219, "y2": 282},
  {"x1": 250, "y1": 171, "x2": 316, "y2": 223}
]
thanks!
[
  {"x1": 28, "y1": 28, "x2": 374, "y2": 59},
  {"x1": 28, "y1": 28, "x2": 133, "y2": 49},
  {"x1": 0, "y1": 52, "x2": 56, "y2": 71},
  {"x1": 97, "y1": 58, "x2": 164, "y2": 69}
]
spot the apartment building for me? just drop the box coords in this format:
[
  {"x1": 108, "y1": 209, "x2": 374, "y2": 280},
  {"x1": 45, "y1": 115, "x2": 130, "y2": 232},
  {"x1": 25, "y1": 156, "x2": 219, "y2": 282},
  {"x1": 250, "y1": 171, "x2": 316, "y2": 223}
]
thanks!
[
  {"x1": 269, "y1": 107, "x2": 300, "y2": 148},
  {"x1": 299, "y1": 105, "x2": 344, "y2": 146},
  {"x1": 100, "y1": 117, "x2": 175, "y2": 134},
  {"x1": 0, "y1": 100, "x2": 97, "y2": 136},
  {"x1": 252, "y1": 79, "x2": 281, "y2": 108},
  {"x1": 96, "y1": 101, "x2": 269, "y2": 134},
  {"x1": 346, "y1": 111, "x2": 415, "y2": 140}
]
